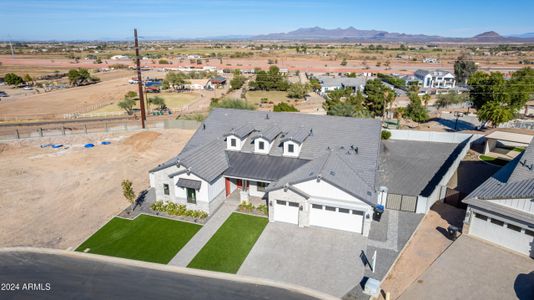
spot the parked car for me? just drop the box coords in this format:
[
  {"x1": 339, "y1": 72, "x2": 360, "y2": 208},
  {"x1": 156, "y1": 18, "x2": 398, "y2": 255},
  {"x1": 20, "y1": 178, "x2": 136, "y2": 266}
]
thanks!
[
  {"x1": 0, "y1": 91, "x2": 8, "y2": 97},
  {"x1": 22, "y1": 86, "x2": 33, "y2": 90}
]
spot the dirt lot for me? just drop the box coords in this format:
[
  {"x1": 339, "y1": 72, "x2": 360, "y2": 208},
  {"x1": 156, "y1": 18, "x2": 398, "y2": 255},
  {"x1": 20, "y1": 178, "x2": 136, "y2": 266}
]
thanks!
[{"x1": 0, "y1": 128, "x2": 194, "y2": 249}]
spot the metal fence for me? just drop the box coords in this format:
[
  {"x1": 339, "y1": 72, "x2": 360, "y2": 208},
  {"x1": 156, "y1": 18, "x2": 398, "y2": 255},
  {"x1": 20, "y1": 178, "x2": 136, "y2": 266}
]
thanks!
[{"x1": 385, "y1": 193, "x2": 418, "y2": 212}]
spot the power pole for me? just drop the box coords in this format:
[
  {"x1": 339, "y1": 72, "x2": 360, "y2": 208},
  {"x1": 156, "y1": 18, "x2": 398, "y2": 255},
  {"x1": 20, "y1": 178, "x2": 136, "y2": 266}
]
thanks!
[{"x1": 134, "y1": 28, "x2": 146, "y2": 129}]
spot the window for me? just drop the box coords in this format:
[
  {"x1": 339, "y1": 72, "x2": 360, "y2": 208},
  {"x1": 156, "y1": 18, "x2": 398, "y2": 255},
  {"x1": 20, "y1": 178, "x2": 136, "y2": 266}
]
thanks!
[
  {"x1": 312, "y1": 204, "x2": 323, "y2": 209},
  {"x1": 287, "y1": 143, "x2": 295, "y2": 153},
  {"x1": 525, "y1": 229, "x2": 534, "y2": 237},
  {"x1": 186, "y1": 188, "x2": 196, "y2": 204},
  {"x1": 257, "y1": 181, "x2": 266, "y2": 192},
  {"x1": 163, "y1": 184, "x2": 169, "y2": 195},
  {"x1": 230, "y1": 138, "x2": 237, "y2": 147},
  {"x1": 490, "y1": 218, "x2": 504, "y2": 226},
  {"x1": 507, "y1": 224, "x2": 522, "y2": 232},
  {"x1": 276, "y1": 200, "x2": 286, "y2": 205},
  {"x1": 475, "y1": 213, "x2": 488, "y2": 221},
  {"x1": 325, "y1": 206, "x2": 336, "y2": 212},
  {"x1": 339, "y1": 208, "x2": 350, "y2": 214},
  {"x1": 258, "y1": 141, "x2": 265, "y2": 150},
  {"x1": 352, "y1": 210, "x2": 364, "y2": 215},
  {"x1": 288, "y1": 201, "x2": 299, "y2": 207}
]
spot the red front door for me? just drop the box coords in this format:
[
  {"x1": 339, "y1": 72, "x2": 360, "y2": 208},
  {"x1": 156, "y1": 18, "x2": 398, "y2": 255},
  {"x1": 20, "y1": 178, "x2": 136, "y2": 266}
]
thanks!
[
  {"x1": 236, "y1": 179, "x2": 242, "y2": 189},
  {"x1": 225, "y1": 178, "x2": 231, "y2": 197}
]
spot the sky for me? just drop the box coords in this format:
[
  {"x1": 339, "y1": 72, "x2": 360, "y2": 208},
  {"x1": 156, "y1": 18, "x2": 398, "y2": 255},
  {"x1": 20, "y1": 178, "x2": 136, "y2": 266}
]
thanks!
[{"x1": 1, "y1": 0, "x2": 534, "y2": 41}]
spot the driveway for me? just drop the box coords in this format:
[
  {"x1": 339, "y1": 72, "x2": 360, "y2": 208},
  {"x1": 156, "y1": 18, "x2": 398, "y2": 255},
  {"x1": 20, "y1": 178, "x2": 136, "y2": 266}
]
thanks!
[
  {"x1": 400, "y1": 235, "x2": 534, "y2": 300},
  {"x1": 238, "y1": 222, "x2": 367, "y2": 297}
]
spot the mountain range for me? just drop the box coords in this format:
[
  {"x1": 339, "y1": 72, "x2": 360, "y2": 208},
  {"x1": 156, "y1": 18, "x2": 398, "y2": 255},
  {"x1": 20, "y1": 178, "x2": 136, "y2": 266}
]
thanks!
[{"x1": 246, "y1": 27, "x2": 534, "y2": 43}]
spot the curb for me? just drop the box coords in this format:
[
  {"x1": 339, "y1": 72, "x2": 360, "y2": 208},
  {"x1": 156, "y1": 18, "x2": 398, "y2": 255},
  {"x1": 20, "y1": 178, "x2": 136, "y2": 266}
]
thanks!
[{"x1": 0, "y1": 247, "x2": 338, "y2": 300}]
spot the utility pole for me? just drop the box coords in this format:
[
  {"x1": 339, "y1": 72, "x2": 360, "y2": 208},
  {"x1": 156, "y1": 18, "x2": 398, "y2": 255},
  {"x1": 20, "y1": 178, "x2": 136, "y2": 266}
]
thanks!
[{"x1": 134, "y1": 28, "x2": 146, "y2": 129}]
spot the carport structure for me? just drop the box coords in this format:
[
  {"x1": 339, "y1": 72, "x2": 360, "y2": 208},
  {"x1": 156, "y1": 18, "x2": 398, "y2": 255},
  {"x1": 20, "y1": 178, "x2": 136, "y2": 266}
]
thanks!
[{"x1": 484, "y1": 131, "x2": 532, "y2": 155}]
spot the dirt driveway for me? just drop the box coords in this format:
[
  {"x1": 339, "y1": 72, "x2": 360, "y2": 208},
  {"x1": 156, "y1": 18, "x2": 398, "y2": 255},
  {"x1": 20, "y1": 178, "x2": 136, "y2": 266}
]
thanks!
[{"x1": 0, "y1": 129, "x2": 194, "y2": 249}]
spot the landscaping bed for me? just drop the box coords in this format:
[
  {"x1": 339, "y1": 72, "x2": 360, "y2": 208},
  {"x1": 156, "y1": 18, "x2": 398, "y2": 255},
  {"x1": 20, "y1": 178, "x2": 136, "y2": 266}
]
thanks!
[
  {"x1": 479, "y1": 155, "x2": 510, "y2": 166},
  {"x1": 236, "y1": 202, "x2": 268, "y2": 217},
  {"x1": 75, "y1": 214, "x2": 201, "y2": 264},
  {"x1": 187, "y1": 213, "x2": 268, "y2": 273}
]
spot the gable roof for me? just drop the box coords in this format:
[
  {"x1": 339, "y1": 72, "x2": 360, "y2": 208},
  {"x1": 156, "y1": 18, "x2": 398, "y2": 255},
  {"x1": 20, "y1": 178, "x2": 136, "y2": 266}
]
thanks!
[
  {"x1": 280, "y1": 127, "x2": 311, "y2": 144},
  {"x1": 266, "y1": 150, "x2": 377, "y2": 205},
  {"x1": 175, "y1": 139, "x2": 228, "y2": 182},
  {"x1": 224, "y1": 123, "x2": 255, "y2": 139},
  {"x1": 251, "y1": 125, "x2": 282, "y2": 143},
  {"x1": 225, "y1": 151, "x2": 309, "y2": 182}
]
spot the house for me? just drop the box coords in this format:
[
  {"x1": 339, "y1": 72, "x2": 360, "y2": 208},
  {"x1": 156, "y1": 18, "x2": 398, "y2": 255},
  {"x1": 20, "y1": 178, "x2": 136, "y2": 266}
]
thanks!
[
  {"x1": 207, "y1": 76, "x2": 227, "y2": 89},
  {"x1": 149, "y1": 109, "x2": 469, "y2": 235},
  {"x1": 463, "y1": 139, "x2": 534, "y2": 258},
  {"x1": 315, "y1": 76, "x2": 368, "y2": 95},
  {"x1": 414, "y1": 69, "x2": 456, "y2": 89},
  {"x1": 185, "y1": 79, "x2": 210, "y2": 90}
]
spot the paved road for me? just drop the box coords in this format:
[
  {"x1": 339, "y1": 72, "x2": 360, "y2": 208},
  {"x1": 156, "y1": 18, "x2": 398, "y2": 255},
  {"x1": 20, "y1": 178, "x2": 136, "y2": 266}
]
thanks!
[{"x1": 0, "y1": 249, "x2": 329, "y2": 300}]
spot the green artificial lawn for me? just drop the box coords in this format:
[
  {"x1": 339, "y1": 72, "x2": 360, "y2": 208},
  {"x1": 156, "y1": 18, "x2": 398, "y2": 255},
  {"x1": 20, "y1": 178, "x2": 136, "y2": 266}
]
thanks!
[
  {"x1": 188, "y1": 213, "x2": 268, "y2": 273},
  {"x1": 512, "y1": 147, "x2": 526, "y2": 152},
  {"x1": 76, "y1": 215, "x2": 201, "y2": 264},
  {"x1": 480, "y1": 155, "x2": 509, "y2": 166}
]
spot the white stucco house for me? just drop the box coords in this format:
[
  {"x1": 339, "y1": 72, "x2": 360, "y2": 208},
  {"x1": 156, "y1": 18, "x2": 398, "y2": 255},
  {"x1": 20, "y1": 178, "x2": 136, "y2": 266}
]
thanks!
[
  {"x1": 149, "y1": 109, "x2": 469, "y2": 236},
  {"x1": 414, "y1": 69, "x2": 456, "y2": 89},
  {"x1": 463, "y1": 139, "x2": 534, "y2": 258}
]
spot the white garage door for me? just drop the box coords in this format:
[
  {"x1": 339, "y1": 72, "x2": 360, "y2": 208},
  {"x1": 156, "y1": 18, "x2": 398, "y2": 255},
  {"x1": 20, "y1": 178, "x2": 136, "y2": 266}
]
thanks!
[
  {"x1": 309, "y1": 204, "x2": 363, "y2": 233},
  {"x1": 470, "y1": 212, "x2": 534, "y2": 257},
  {"x1": 273, "y1": 200, "x2": 299, "y2": 224}
]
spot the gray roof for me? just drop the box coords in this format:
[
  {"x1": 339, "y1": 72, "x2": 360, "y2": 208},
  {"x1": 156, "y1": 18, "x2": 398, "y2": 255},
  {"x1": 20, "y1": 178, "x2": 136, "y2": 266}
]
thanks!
[
  {"x1": 316, "y1": 76, "x2": 367, "y2": 89},
  {"x1": 176, "y1": 178, "x2": 202, "y2": 190},
  {"x1": 379, "y1": 140, "x2": 464, "y2": 196},
  {"x1": 251, "y1": 125, "x2": 282, "y2": 142},
  {"x1": 224, "y1": 123, "x2": 255, "y2": 139},
  {"x1": 225, "y1": 151, "x2": 309, "y2": 182},
  {"x1": 267, "y1": 150, "x2": 377, "y2": 205},
  {"x1": 414, "y1": 69, "x2": 453, "y2": 79},
  {"x1": 153, "y1": 109, "x2": 381, "y2": 201},
  {"x1": 280, "y1": 127, "x2": 311, "y2": 144},
  {"x1": 464, "y1": 139, "x2": 534, "y2": 224}
]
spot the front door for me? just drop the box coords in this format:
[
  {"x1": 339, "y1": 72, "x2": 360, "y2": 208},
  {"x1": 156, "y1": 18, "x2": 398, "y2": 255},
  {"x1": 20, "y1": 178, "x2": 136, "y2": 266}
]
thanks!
[
  {"x1": 225, "y1": 178, "x2": 231, "y2": 197},
  {"x1": 236, "y1": 179, "x2": 242, "y2": 189}
]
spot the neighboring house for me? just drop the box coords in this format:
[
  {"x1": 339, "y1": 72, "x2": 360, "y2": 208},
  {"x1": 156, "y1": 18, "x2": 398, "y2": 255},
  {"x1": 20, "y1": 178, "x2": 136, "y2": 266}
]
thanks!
[
  {"x1": 316, "y1": 76, "x2": 367, "y2": 95},
  {"x1": 400, "y1": 75, "x2": 422, "y2": 87},
  {"x1": 463, "y1": 139, "x2": 534, "y2": 258},
  {"x1": 207, "y1": 76, "x2": 227, "y2": 89},
  {"x1": 185, "y1": 79, "x2": 210, "y2": 90},
  {"x1": 414, "y1": 69, "x2": 456, "y2": 89},
  {"x1": 149, "y1": 109, "x2": 468, "y2": 235},
  {"x1": 110, "y1": 55, "x2": 129, "y2": 60}
]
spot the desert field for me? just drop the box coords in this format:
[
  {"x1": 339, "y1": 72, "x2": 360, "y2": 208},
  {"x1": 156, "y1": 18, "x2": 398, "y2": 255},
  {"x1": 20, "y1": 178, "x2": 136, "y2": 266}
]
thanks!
[{"x1": 0, "y1": 128, "x2": 194, "y2": 249}]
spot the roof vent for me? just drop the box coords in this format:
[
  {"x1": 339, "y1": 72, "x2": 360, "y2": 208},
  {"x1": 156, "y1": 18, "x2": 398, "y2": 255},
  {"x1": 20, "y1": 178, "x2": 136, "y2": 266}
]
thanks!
[
  {"x1": 309, "y1": 128, "x2": 313, "y2": 136},
  {"x1": 316, "y1": 174, "x2": 322, "y2": 182},
  {"x1": 340, "y1": 146, "x2": 345, "y2": 150},
  {"x1": 266, "y1": 113, "x2": 270, "y2": 120},
  {"x1": 354, "y1": 147, "x2": 358, "y2": 154},
  {"x1": 202, "y1": 123, "x2": 206, "y2": 130},
  {"x1": 330, "y1": 170, "x2": 336, "y2": 176}
]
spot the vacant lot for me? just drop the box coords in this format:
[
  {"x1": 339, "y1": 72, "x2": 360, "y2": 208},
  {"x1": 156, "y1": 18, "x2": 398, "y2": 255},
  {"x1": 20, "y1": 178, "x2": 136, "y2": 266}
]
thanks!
[
  {"x1": 0, "y1": 128, "x2": 194, "y2": 249},
  {"x1": 92, "y1": 91, "x2": 200, "y2": 114},
  {"x1": 245, "y1": 90, "x2": 295, "y2": 105},
  {"x1": 76, "y1": 215, "x2": 201, "y2": 264},
  {"x1": 188, "y1": 213, "x2": 268, "y2": 273}
]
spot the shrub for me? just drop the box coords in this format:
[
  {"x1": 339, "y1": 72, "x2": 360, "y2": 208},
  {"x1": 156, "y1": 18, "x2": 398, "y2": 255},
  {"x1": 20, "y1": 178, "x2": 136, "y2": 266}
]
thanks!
[
  {"x1": 273, "y1": 102, "x2": 299, "y2": 112},
  {"x1": 256, "y1": 204, "x2": 268, "y2": 216},
  {"x1": 238, "y1": 202, "x2": 255, "y2": 212},
  {"x1": 150, "y1": 201, "x2": 207, "y2": 219},
  {"x1": 381, "y1": 130, "x2": 392, "y2": 140},
  {"x1": 211, "y1": 98, "x2": 255, "y2": 110}
]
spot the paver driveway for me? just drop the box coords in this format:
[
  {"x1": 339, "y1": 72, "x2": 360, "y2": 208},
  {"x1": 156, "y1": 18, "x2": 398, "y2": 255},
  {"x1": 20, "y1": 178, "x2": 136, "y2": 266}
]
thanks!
[{"x1": 238, "y1": 222, "x2": 367, "y2": 298}]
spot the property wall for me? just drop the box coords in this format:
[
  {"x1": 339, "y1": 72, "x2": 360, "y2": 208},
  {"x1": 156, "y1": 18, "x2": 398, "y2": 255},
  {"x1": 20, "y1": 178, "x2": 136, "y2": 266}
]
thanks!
[{"x1": 389, "y1": 129, "x2": 479, "y2": 144}]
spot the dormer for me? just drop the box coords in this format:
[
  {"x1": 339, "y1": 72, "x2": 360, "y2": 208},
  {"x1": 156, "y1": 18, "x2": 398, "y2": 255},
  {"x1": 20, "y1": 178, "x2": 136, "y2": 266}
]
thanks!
[
  {"x1": 251, "y1": 125, "x2": 281, "y2": 155},
  {"x1": 281, "y1": 127, "x2": 312, "y2": 157},
  {"x1": 224, "y1": 123, "x2": 254, "y2": 151}
]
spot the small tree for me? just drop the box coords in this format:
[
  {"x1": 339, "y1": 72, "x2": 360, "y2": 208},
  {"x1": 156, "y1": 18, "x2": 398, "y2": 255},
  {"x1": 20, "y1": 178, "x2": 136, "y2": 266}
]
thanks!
[
  {"x1": 121, "y1": 180, "x2": 136, "y2": 204},
  {"x1": 340, "y1": 58, "x2": 348, "y2": 66},
  {"x1": 4, "y1": 73, "x2": 24, "y2": 86},
  {"x1": 287, "y1": 83, "x2": 309, "y2": 99},
  {"x1": 124, "y1": 91, "x2": 138, "y2": 99},
  {"x1": 422, "y1": 94, "x2": 431, "y2": 108},
  {"x1": 381, "y1": 130, "x2": 392, "y2": 140},
  {"x1": 210, "y1": 98, "x2": 255, "y2": 110},
  {"x1": 118, "y1": 98, "x2": 136, "y2": 114},
  {"x1": 148, "y1": 96, "x2": 166, "y2": 111},
  {"x1": 405, "y1": 92, "x2": 429, "y2": 123}
]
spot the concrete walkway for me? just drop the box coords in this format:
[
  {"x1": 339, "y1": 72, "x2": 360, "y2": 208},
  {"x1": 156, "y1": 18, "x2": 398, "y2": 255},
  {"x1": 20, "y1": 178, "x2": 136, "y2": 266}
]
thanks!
[
  {"x1": 368, "y1": 209, "x2": 399, "y2": 251},
  {"x1": 168, "y1": 199, "x2": 239, "y2": 267}
]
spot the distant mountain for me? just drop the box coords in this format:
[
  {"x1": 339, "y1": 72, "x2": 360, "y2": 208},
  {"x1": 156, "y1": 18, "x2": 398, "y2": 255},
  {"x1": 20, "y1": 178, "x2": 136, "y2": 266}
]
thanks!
[
  {"x1": 508, "y1": 32, "x2": 534, "y2": 39},
  {"x1": 250, "y1": 27, "x2": 534, "y2": 43}
]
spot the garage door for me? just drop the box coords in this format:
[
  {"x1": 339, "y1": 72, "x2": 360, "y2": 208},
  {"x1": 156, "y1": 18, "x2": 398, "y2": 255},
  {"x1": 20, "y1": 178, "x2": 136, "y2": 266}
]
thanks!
[
  {"x1": 470, "y1": 212, "x2": 534, "y2": 258},
  {"x1": 309, "y1": 204, "x2": 363, "y2": 233},
  {"x1": 273, "y1": 200, "x2": 299, "y2": 224}
]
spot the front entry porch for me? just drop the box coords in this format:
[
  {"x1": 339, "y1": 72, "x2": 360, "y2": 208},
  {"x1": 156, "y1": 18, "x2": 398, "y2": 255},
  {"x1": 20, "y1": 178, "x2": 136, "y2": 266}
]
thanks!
[{"x1": 224, "y1": 177, "x2": 268, "y2": 206}]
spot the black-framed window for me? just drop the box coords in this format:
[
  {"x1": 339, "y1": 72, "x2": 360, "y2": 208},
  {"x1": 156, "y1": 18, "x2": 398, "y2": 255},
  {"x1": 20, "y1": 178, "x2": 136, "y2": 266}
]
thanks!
[
  {"x1": 287, "y1": 143, "x2": 295, "y2": 153},
  {"x1": 339, "y1": 208, "x2": 350, "y2": 214},
  {"x1": 163, "y1": 184, "x2": 169, "y2": 195},
  {"x1": 257, "y1": 181, "x2": 266, "y2": 192},
  {"x1": 490, "y1": 218, "x2": 504, "y2": 226},
  {"x1": 230, "y1": 138, "x2": 237, "y2": 147},
  {"x1": 525, "y1": 229, "x2": 534, "y2": 237},
  {"x1": 475, "y1": 213, "x2": 488, "y2": 221},
  {"x1": 352, "y1": 210, "x2": 364, "y2": 215},
  {"x1": 186, "y1": 188, "x2": 196, "y2": 204},
  {"x1": 325, "y1": 206, "x2": 336, "y2": 212},
  {"x1": 507, "y1": 224, "x2": 522, "y2": 232},
  {"x1": 276, "y1": 200, "x2": 286, "y2": 205},
  {"x1": 312, "y1": 204, "x2": 322, "y2": 209},
  {"x1": 288, "y1": 201, "x2": 299, "y2": 207},
  {"x1": 258, "y1": 141, "x2": 265, "y2": 150}
]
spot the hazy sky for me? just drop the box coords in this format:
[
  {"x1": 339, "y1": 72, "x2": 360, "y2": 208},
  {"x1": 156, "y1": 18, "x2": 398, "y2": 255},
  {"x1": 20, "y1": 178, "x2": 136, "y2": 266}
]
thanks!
[{"x1": 1, "y1": 0, "x2": 533, "y2": 40}]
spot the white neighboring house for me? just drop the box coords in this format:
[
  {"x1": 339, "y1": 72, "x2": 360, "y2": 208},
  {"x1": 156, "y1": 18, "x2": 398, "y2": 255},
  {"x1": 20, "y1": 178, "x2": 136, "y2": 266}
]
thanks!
[
  {"x1": 463, "y1": 140, "x2": 534, "y2": 258},
  {"x1": 315, "y1": 76, "x2": 368, "y2": 96},
  {"x1": 185, "y1": 79, "x2": 210, "y2": 90},
  {"x1": 149, "y1": 109, "x2": 468, "y2": 236},
  {"x1": 110, "y1": 55, "x2": 129, "y2": 60},
  {"x1": 414, "y1": 69, "x2": 456, "y2": 89}
]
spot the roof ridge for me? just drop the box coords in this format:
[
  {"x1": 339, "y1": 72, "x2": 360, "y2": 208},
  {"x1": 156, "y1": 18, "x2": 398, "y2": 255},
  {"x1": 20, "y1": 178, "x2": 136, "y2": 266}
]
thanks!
[{"x1": 331, "y1": 151, "x2": 374, "y2": 190}]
